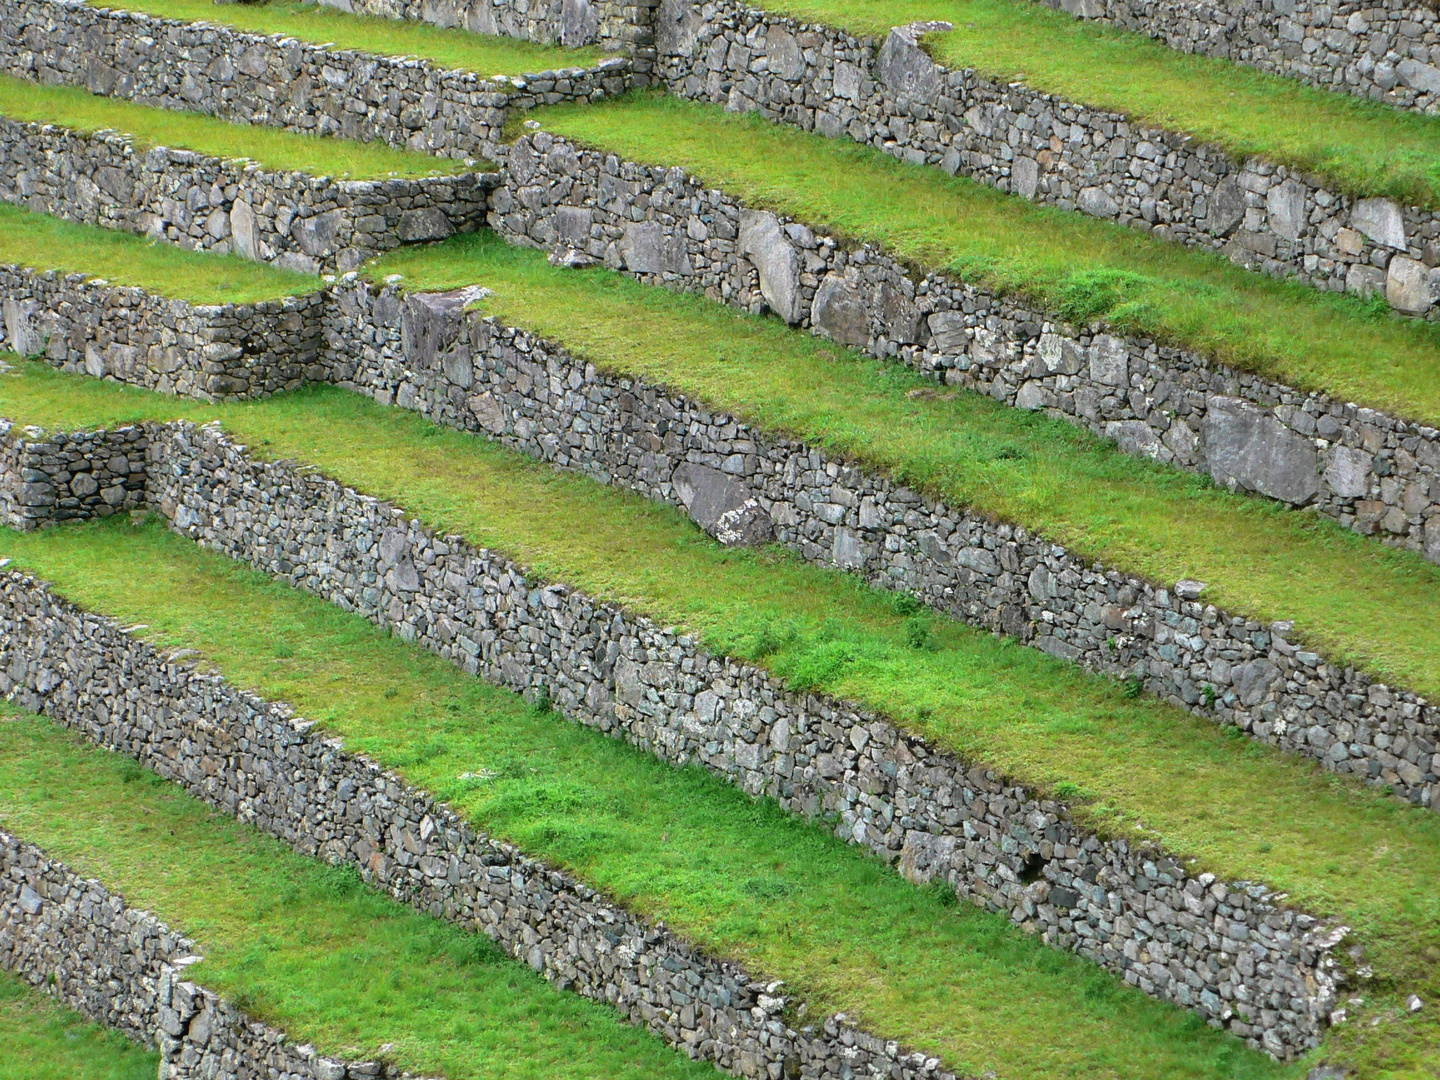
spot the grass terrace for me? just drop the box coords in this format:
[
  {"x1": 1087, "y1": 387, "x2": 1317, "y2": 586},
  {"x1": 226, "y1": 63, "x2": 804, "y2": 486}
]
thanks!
[
  {"x1": 0, "y1": 521, "x2": 1310, "y2": 1080},
  {"x1": 0, "y1": 74, "x2": 488, "y2": 177},
  {"x1": 527, "y1": 92, "x2": 1440, "y2": 426},
  {"x1": 0, "y1": 970, "x2": 159, "y2": 1080},
  {"x1": 0, "y1": 708, "x2": 716, "y2": 1080},
  {"x1": 90, "y1": 0, "x2": 605, "y2": 74},
  {"x1": 775, "y1": 0, "x2": 1440, "y2": 209},
  {"x1": 2, "y1": 372, "x2": 1439, "y2": 1077},
  {"x1": 375, "y1": 233, "x2": 1440, "y2": 702},
  {"x1": 0, "y1": 203, "x2": 319, "y2": 303}
]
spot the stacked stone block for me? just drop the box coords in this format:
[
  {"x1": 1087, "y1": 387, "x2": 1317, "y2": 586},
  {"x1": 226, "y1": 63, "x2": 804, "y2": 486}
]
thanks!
[
  {"x1": 1, "y1": 264, "x2": 324, "y2": 398},
  {"x1": 0, "y1": 116, "x2": 496, "y2": 273},
  {"x1": 0, "y1": 420, "x2": 147, "y2": 529},
  {"x1": 492, "y1": 132, "x2": 1440, "y2": 563},
  {"x1": 0, "y1": 0, "x2": 632, "y2": 162},
  {"x1": 0, "y1": 567, "x2": 967, "y2": 1079}
]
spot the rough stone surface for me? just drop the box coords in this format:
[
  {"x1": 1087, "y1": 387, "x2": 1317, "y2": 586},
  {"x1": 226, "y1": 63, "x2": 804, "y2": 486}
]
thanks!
[
  {"x1": 0, "y1": 568, "x2": 965, "y2": 1080},
  {"x1": 0, "y1": 116, "x2": 495, "y2": 273},
  {"x1": 0, "y1": 264, "x2": 323, "y2": 399},
  {"x1": 0, "y1": 426, "x2": 1352, "y2": 1056},
  {"x1": 652, "y1": 0, "x2": 1440, "y2": 318},
  {"x1": 321, "y1": 278, "x2": 1440, "y2": 813},
  {"x1": 0, "y1": 0, "x2": 632, "y2": 162},
  {"x1": 491, "y1": 132, "x2": 1440, "y2": 564},
  {"x1": 0, "y1": 829, "x2": 389, "y2": 1078},
  {"x1": 1033, "y1": 0, "x2": 1440, "y2": 118}
]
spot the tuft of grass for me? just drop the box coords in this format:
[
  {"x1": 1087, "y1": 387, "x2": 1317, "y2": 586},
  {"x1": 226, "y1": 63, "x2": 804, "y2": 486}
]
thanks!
[
  {"x1": 527, "y1": 91, "x2": 1440, "y2": 426},
  {"x1": 94, "y1": 0, "x2": 604, "y2": 74},
  {"x1": 2, "y1": 393, "x2": 1440, "y2": 1075},
  {"x1": 769, "y1": 0, "x2": 1440, "y2": 209},
  {"x1": 0, "y1": 969, "x2": 158, "y2": 1080},
  {"x1": 0, "y1": 711, "x2": 714, "y2": 1080},
  {"x1": 370, "y1": 233, "x2": 1440, "y2": 702},
  {"x1": 0, "y1": 203, "x2": 317, "y2": 303},
  {"x1": 0, "y1": 521, "x2": 1318, "y2": 1080},
  {"x1": 0, "y1": 74, "x2": 488, "y2": 177}
]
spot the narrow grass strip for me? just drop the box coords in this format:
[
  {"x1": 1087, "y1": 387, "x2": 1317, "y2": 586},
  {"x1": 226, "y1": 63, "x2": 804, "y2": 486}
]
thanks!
[
  {"x1": 92, "y1": 0, "x2": 604, "y2": 74},
  {"x1": 767, "y1": 0, "x2": 1440, "y2": 208},
  {"x1": 3, "y1": 373, "x2": 1439, "y2": 1074},
  {"x1": 0, "y1": 970, "x2": 158, "y2": 1080},
  {"x1": 0, "y1": 521, "x2": 1310, "y2": 1080},
  {"x1": 0, "y1": 74, "x2": 486, "y2": 177},
  {"x1": 373, "y1": 233, "x2": 1440, "y2": 707},
  {"x1": 528, "y1": 92, "x2": 1440, "y2": 427},
  {"x1": 0, "y1": 203, "x2": 317, "y2": 304},
  {"x1": 0, "y1": 710, "x2": 716, "y2": 1080}
]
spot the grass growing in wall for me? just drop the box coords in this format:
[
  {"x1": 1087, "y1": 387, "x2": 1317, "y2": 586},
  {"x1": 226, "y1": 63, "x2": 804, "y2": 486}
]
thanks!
[
  {"x1": 3, "y1": 373, "x2": 1440, "y2": 1080},
  {"x1": 375, "y1": 233, "x2": 1440, "y2": 703},
  {"x1": 92, "y1": 0, "x2": 605, "y2": 74},
  {"x1": 0, "y1": 75, "x2": 489, "y2": 177},
  {"x1": 0, "y1": 522, "x2": 1314, "y2": 1080},
  {"x1": 0, "y1": 970, "x2": 158, "y2": 1080},
  {"x1": 0, "y1": 204, "x2": 319, "y2": 303},
  {"x1": 767, "y1": 0, "x2": 1440, "y2": 209},
  {"x1": 0, "y1": 710, "x2": 717, "y2": 1080},
  {"x1": 528, "y1": 92, "x2": 1440, "y2": 426}
]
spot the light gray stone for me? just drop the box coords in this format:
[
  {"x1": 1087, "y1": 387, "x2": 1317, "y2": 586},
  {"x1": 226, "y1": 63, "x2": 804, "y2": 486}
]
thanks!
[
  {"x1": 738, "y1": 210, "x2": 801, "y2": 323},
  {"x1": 1204, "y1": 396, "x2": 1320, "y2": 505}
]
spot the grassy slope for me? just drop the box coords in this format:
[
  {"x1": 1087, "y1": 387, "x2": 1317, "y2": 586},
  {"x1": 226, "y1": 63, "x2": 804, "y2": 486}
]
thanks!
[
  {"x1": 768, "y1": 0, "x2": 1440, "y2": 208},
  {"x1": 0, "y1": 204, "x2": 317, "y2": 303},
  {"x1": 0, "y1": 971, "x2": 158, "y2": 1080},
  {"x1": 529, "y1": 92, "x2": 1440, "y2": 427},
  {"x1": 2, "y1": 372, "x2": 1439, "y2": 1074},
  {"x1": 0, "y1": 711, "x2": 714, "y2": 1080},
  {"x1": 96, "y1": 0, "x2": 603, "y2": 73},
  {"x1": 0, "y1": 522, "x2": 1311, "y2": 1080},
  {"x1": 0, "y1": 74, "x2": 488, "y2": 177},
  {"x1": 374, "y1": 234, "x2": 1440, "y2": 701}
]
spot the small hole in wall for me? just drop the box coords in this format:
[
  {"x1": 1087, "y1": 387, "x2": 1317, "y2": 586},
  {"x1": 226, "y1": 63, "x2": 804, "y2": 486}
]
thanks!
[{"x1": 1018, "y1": 852, "x2": 1047, "y2": 885}]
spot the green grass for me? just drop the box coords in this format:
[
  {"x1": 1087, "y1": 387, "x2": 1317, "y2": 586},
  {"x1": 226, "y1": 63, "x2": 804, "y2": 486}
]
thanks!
[
  {"x1": 2, "y1": 373, "x2": 1440, "y2": 1079},
  {"x1": 0, "y1": 970, "x2": 158, "y2": 1080},
  {"x1": 0, "y1": 74, "x2": 488, "y2": 176},
  {"x1": 0, "y1": 203, "x2": 317, "y2": 303},
  {"x1": 94, "y1": 0, "x2": 604, "y2": 74},
  {"x1": 527, "y1": 92, "x2": 1440, "y2": 427},
  {"x1": 766, "y1": 0, "x2": 1440, "y2": 210},
  {"x1": 0, "y1": 711, "x2": 715, "y2": 1080},
  {"x1": 373, "y1": 233, "x2": 1440, "y2": 703},
  {"x1": 0, "y1": 520, "x2": 1321, "y2": 1080}
]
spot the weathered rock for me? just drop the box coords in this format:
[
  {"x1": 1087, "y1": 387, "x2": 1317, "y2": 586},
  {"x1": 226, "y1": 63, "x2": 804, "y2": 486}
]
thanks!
[
  {"x1": 1204, "y1": 396, "x2": 1320, "y2": 505},
  {"x1": 738, "y1": 210, "x2": 801, "y2": 323},
  {"x1": 810, "y1": 274, "x2": 869, "y2": 347}
]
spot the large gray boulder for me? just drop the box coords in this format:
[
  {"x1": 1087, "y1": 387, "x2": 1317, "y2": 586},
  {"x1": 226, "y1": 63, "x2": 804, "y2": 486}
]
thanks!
[
  {"x1": 400, "y1": 287, "x2": 487, "y2": 372},
  {"x1": 654, "y1": 0, "x2": 701, "y2": 57},
  {"x1": 672, "y1": 462, "x2": 774, "y2": 546},
  {"x1": 292, "y1": 209, "x2": 344, "y2": 259},
  {"x1": 876, "y1": 22, "x2": 951, "y2": 106},
  {"x1": 739, "y1": 210, "x2": 802, "y2": 324},
  {"x1": 1203, "y1": 396, "x2": 1319, "y2": 505},
  {"x1": 1351, "y1": 198, "x2": 1406, "y2": 249},
  {"x1": 810, "y1": 274, "x2": 870, "y2": 347},
  {"x1": 559, "y1": 0, "x2": 599, "y2": 47},
  {"x1": 4, "y1": 297, "x2": 45, "y2": 357},
  {"x1": 1204, "y1": 177, "x2": 1245, "y2": 238}
]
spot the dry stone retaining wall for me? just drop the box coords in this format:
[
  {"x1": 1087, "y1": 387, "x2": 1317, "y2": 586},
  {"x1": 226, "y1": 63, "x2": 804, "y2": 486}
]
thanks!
[
  {"x1": 1037, "y1": 0, "x2": 1440, "y2": 117},
  {"x1": 0, "y1": 420, "x2": 147, "y2": 529},
  {"x1": 323, "y1": 278, "x2": 1440, "y2": 812},
  {"x1": 492, "y1": 132, "x2": 1440, "y2": 563},
  {"x1": 0, "y1": 828, "x2": 384, "y2": 1079},
  {"x1": 0, "y1": 116, "x2": 495, "y2": 273},
  {"x1": 0, "y1": 0, "x2": 631, "y2": 162},
  {"x1": 1, "y1": 263, "x2": 325, "y2": 398},
  {"x1": 0, "y1": 563, "x2": 970, "y2": 1079},
  {"x1": 654, "y1": 0, "x2": 1440, "y2": 318}
]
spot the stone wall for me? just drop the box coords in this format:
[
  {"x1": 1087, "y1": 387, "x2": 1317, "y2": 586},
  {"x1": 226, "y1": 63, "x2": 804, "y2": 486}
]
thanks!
[
  {"x1": 492, "y1": 132, "x2": 1440, "y2": 564},
  {"x1": 0, "y1": 828, "x2": 386, "y2": 1079},
  {"x1": 0, "y1": 0, "x2": 631, "y2": 162},
  {"x1": 653, "y1": 0, "x2": 1440, "y2": 319},
  {"x1": 1, "y1": 264, "x2": 325, "y2": 398},
  {"x1": 0, "y1": 563, "x2": 970, "y2": 1080},
  {"x1": 1037, "y1": 0, "x2": 1440, "y2": 118},
  {"x1": 0, "y1": 420, "x2": 147, "y2": 529},
  {"x1": 0, "y1": 116, "x2": 495, "y2": 273},
  {"x1": 317, "y1": 0, "x2": 659, "y2": 75},
  {"x1": 323, "y1": 278, "x2": 1440, "y2": 812}
]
